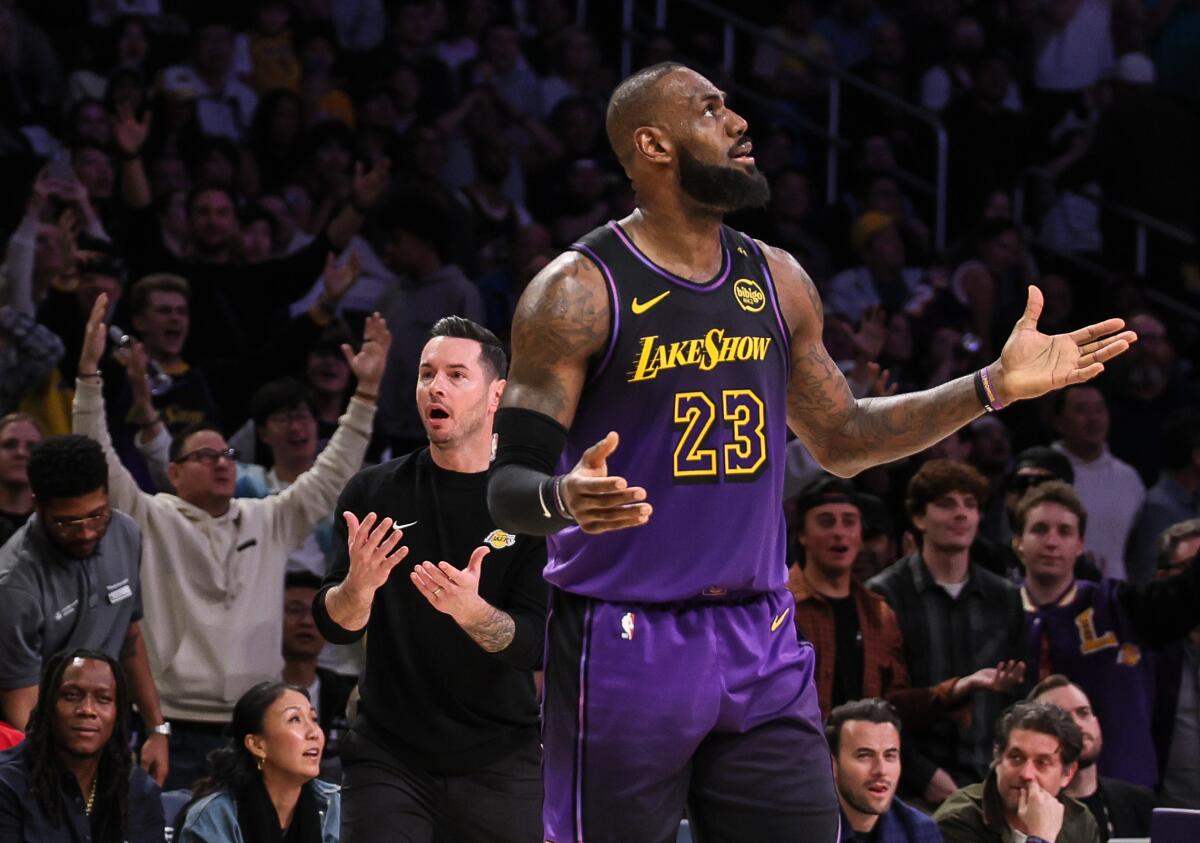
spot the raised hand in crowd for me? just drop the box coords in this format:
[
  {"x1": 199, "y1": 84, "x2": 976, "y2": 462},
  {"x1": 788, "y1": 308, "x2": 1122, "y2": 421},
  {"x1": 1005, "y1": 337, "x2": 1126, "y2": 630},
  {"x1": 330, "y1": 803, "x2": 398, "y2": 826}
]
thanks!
[
  {"x1": 113, "y1": 335, "x2": 164, "y2": 443},
  {"x1": 341, "y1": 311, "x2": 391, "y2": 398},
  {"x1": 111, "y1": 101, "x2": 151, "y2": 159},
  {"x1": 350, "y1": 158, "x2": 392, "y2": 214},
  {"x1": 79, "y1": 292, "x2": 110, "y2": 374},
  {"x1": 314, "y1": 251, "x2": 361, "y2": 316}
]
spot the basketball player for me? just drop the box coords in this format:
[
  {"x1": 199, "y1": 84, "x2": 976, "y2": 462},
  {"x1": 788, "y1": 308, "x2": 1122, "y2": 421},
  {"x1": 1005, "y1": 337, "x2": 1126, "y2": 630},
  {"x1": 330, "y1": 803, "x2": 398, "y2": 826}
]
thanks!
[{"x1": 486, "y1": 62, "x2": 1136, "y2": 842}]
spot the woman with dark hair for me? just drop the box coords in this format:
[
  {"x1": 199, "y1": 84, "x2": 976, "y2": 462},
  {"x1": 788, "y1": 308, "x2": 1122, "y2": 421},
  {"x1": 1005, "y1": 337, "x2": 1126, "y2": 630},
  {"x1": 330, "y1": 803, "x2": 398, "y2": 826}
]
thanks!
[
  {"x1": 0, "y1": 648, "x2": 164, "y2": 842},
  {"x1": 177, "y1": 681, "x2": 339, "y2": 842}
]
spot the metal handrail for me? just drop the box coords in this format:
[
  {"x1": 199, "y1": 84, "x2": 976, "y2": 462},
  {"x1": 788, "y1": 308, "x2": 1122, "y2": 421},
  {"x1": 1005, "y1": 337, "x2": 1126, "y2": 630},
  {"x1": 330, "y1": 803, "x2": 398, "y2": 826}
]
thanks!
[
  {"x1": 618, "y1": 0, "x2": 949, "y2": 250},
  {"x1": 1014, "y1": 167, "x2": 1196, "y2": 277}
]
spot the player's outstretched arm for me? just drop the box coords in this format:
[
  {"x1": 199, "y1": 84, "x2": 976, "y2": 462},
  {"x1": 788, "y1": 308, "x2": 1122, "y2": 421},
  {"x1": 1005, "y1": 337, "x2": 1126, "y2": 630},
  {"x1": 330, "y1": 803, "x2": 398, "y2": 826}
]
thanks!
[
  {"x1": 765, "y1": 244, "x2": 1136, "y2": 477},
  {"x1": 489, "y1": 251, "x2": 651, "y2": 535}
]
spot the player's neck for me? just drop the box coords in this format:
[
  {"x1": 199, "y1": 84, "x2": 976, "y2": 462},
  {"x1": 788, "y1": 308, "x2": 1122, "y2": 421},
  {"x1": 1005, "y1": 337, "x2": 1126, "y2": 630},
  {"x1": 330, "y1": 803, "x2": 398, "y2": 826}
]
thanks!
[
  {"x1": 1065, "y1": 763, "x2": 1098, "y2": 798},
  {"x1": 622, "y1": 206, "x2": 724, "y2": 279},
  {"x1": 429, "y1": 435, "x2": 492, "y2": 474},
  {"x1": 920, "y1": 544, "x2": 970, "y2": 585},
  {"x1": 806, "y1": 563, "x2": 853, "y2": 599}
]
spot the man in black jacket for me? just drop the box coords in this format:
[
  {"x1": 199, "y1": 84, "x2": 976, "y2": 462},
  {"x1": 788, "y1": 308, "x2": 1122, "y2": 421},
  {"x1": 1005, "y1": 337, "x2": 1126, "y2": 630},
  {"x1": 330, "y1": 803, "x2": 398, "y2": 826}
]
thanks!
[
  {"x1": 1030, "y1": 674, "x2": 1154, "y2": 841},
  {"x1": 313, "y1": 316, "x2": 546, "y2": 843}
]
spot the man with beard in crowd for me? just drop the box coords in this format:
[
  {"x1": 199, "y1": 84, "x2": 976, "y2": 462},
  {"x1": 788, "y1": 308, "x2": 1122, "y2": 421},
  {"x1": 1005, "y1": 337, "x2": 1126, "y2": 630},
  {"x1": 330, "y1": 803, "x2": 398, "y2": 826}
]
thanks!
[{"x1": 1029, "y1": 674, "x2": 1153, "y2": 840}]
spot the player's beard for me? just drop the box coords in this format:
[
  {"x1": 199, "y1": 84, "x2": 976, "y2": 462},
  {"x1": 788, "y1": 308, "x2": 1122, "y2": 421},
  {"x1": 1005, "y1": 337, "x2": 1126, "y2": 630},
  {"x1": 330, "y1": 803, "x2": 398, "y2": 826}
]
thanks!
[{"x1": 677, "y1": 144, "x2": 770, "y2": 213}]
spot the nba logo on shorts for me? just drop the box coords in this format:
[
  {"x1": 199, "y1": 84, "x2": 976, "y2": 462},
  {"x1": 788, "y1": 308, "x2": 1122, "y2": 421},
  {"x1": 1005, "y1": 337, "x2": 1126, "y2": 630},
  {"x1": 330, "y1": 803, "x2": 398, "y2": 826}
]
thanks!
[{"x1": 620, "y1": 612, "x2": 636, "y2": 640}]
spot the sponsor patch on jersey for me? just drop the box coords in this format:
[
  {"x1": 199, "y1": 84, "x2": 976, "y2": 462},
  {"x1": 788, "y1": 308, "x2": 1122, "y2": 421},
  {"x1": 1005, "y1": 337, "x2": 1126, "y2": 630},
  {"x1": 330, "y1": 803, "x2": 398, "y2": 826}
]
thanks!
[
  {"x1": 484, "y1": 529, "x2": 516, "y2": 549},
  {"x1": 733, "y1": 278, "x2": 766, "y2": 313}
]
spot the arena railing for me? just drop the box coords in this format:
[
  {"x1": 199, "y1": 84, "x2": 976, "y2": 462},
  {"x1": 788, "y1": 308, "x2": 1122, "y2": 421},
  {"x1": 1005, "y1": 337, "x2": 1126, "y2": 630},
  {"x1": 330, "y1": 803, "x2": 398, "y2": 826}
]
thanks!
[
  {"x1": 1014, "y1": 167, "x2": 1200, "y2": 324},
  {"x1": 614, "y1": 0, "x2": 950, "y2": 252}
]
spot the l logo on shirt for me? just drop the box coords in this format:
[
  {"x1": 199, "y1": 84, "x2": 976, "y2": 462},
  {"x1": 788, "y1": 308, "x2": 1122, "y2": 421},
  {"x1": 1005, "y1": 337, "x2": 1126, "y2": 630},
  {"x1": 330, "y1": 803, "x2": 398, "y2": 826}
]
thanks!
[{"x1": 54, "y1": 600, "x2": 79, "y2": 622}]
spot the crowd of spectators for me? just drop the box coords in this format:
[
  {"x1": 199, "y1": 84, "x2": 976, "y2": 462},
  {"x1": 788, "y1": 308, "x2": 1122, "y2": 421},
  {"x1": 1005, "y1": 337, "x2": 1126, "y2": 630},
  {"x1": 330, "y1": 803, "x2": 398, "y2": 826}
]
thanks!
[{"x1": 1, "y1": 0, "x2": 1199, "y2": 840}]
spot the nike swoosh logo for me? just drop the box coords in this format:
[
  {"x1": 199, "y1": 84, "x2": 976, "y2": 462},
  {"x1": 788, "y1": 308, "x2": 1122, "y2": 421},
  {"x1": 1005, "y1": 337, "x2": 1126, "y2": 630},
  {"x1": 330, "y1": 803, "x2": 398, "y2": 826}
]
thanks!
[
  {"x1": 394, "y1": 520, "x2": 417, "y2": 530},
  {"x1": 771, "y1": 608, "x2": 791, "y2": 632},
  {"x1": 630, "y1": 291, "x2": 670, "y2": 314}
]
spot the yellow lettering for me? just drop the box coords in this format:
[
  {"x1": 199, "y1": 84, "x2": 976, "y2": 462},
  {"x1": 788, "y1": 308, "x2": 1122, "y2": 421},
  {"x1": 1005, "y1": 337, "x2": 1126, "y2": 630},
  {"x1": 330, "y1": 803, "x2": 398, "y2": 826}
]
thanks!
[
  {"x1": 627, "y1": 332, "x2": 774, "y2": 382},
  {"x1": 1075, "y1": 607, "x2": 1119, "y2": 654},
  {"x1": 629, "y1": 336, "x2": 661, "y2": 382}
]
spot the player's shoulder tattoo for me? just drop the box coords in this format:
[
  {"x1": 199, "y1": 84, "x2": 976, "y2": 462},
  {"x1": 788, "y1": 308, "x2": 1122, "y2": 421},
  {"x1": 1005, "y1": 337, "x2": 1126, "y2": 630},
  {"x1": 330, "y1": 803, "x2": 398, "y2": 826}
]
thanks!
[{"x1": 512, "y1": 250, "x2": 610, "y2": 363}]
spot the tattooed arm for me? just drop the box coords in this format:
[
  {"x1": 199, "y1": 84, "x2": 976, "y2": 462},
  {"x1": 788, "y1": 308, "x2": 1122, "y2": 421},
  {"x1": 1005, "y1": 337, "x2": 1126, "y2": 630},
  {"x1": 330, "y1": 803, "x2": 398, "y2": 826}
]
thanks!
[
  {"x1": 765, "y1": 243, "x2": 1136, "y2": 477},
  {"x1": 501, "y1": 250, "x2": 610, "y2": 424},
  {"x1": 492, "y1": 250, "x2": 652, "y2": 534}
]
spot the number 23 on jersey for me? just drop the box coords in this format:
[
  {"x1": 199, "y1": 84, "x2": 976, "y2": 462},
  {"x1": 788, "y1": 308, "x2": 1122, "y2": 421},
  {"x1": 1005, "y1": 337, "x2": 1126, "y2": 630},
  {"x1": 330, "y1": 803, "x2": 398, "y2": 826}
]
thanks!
[{"x1": 672, "y1": 388, "x2": 767, "y2": 482}]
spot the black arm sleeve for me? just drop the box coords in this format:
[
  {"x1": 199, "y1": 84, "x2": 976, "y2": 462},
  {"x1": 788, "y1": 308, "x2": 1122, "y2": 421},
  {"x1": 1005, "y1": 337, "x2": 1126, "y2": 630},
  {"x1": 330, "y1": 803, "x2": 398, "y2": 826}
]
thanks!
[
  {"x1": 1117, "y1": 548, "x2": 1200, "y2": 649},
  {"x1": 487, "y1": 407, "x2": 573, "y2": 535},
  {"x1": 313, "y1": 475, "x2": 368, "y2": 645}
]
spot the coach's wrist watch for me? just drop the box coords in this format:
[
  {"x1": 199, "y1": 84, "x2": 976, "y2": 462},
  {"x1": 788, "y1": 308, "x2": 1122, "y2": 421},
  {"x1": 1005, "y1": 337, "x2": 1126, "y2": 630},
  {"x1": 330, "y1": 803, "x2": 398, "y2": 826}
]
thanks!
[{"x1": 150, "y1": 721, "x2": 171, "y2": 737}]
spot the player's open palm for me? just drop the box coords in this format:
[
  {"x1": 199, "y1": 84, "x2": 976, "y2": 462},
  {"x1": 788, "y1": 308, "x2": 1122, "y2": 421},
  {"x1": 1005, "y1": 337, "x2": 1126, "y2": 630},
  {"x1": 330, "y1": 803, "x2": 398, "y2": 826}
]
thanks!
[
  {"x1": 995, "y1": 286, "x2": 1137, "y2": 402},
  {"x1": 561, "y1": 431, "x2": 652, "y2": 534},
  {"x1": 343, "y1": 512, "x2": 409, "y2": 598}
]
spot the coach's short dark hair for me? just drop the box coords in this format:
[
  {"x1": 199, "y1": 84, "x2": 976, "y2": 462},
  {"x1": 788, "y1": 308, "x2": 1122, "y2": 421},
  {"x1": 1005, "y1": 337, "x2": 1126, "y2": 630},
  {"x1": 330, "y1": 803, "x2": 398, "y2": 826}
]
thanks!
[
  {"x1": 1013, "y1": 480, "x2": 1088, "y2": 538},
  {"x1": 428, "y1": 316, "x2": 508, "y2": 380},
  {"x1": 28, "y1": 435, "x2": 108, "y2": 501},
  {"x1": 993, "y1": 701, "x2": 1082, "y2": 768},
  {"x1": 905, "y1": 459, "x2": 989, "y2": 519},
  {"x1": 825, "y1": 698, "x2": 901, "y2": 756}
]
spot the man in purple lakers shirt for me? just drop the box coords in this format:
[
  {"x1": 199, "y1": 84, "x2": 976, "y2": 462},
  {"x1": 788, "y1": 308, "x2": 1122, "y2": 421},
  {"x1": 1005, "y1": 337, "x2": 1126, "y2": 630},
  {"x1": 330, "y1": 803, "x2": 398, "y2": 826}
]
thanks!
[{"x1": 486, "y1": 62, "x2": 1136, "y2": 842}]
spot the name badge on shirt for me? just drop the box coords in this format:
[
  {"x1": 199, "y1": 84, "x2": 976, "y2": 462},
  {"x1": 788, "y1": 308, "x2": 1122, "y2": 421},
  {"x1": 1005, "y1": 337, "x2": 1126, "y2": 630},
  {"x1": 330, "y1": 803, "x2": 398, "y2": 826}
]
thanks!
[{"x1": 106, "y1": 583, "x2": 133, "y2": 604}]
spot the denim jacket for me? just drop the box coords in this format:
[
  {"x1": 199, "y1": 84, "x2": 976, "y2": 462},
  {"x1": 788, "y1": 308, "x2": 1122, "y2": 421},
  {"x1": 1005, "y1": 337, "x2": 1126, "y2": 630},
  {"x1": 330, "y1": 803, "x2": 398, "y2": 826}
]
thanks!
[{"x1": 177, "y1": 779, "x2": 341, "y2": 843}]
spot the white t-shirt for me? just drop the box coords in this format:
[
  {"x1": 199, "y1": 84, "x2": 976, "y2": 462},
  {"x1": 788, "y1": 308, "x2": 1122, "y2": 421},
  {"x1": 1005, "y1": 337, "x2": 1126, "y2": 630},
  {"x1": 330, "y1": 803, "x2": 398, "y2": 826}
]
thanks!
[{"x1": 1053, "y1": 442, "x2": 1145, "y2": 580}]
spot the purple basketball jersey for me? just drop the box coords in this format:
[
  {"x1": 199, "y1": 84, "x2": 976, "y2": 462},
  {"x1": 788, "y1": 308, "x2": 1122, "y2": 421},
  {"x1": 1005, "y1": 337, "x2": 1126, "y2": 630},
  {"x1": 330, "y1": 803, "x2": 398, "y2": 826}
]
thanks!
[{"x1": 546, "y1": 221, "x2": 792, "y2": 602}]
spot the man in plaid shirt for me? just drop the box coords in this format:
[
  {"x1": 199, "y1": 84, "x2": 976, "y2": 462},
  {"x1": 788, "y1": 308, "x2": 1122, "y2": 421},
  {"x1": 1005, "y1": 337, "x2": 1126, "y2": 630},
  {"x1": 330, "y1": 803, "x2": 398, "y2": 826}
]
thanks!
[{"x1": 869, "y1": 460, "x2": 1029, "y2": 807}]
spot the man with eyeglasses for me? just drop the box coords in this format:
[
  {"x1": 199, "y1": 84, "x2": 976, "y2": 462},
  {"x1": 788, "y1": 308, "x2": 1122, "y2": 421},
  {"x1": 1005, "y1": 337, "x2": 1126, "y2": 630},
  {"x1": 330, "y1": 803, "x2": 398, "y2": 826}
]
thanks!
[
  {"x1": 0, "y1": 435, "x2": 170, "y2": 786},
  {"x1": 71, "y1": 293, "x2": 389, "y2": 790}
]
